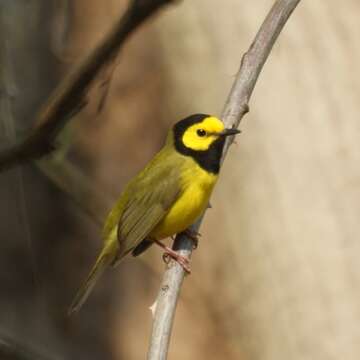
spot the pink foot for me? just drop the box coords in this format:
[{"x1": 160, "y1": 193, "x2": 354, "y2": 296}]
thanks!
[{"x1": 154, "y1": 240, "x2": 191, "y2": 274}]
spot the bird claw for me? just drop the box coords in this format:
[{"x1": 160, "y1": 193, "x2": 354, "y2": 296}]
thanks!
[
  {"x1": 175, "y1": 255, "x2": 191, "y2": 274},
  {"x1": 162, "y1": 251, "x2": 191, "y2": 274},
  {"x1": 162, "y1": 252, "x2": 171, "y2": 264},
  {"x1": 155, "y1": 240, "x2": 191, "y2": 274}
]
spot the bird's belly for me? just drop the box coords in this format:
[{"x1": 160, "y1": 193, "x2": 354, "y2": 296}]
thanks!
[{"x1": 151, "y1": 175, "x2": 217, "y2": 239}]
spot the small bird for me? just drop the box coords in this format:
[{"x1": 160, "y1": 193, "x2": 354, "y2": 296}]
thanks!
[{"x1": 69, "y1": 114, "x2": 240, "y2": 313}]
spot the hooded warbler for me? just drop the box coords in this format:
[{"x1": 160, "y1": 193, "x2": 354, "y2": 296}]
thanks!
[{"x1": 69, "y1": 114, "x2": 240, "y2": 313}]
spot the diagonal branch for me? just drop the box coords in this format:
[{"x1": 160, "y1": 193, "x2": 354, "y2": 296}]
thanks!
[
  {"x1": 0, "y1": 0, "x2": 177, "y2": 173},
  {"x1": 147, "y1": 1, "x2": 302, "y2": 359}
]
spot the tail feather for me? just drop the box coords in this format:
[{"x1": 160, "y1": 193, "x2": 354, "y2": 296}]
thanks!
[{"x1": 68, "y1": 253, "x2": 110, "y2": 315}]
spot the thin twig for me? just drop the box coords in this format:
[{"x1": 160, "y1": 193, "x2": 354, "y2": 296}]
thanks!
[
  {"x1": 0, "y1": 0, "x2": 177, "y2": 173},
  {"x1": 147, "y1": 1, "x2": 302, "y2": 359}
]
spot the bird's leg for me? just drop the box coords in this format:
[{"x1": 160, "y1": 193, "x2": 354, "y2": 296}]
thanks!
[
  {"x1": 154, "y1": 240, "x2": 191, "y2": 274},
  {"x1": 181, "y1": 229, "x2": 201, "y2": 249}
]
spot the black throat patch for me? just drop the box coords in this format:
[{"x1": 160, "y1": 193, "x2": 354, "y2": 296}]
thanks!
[{"x1": 173, "y1": 114, "x2": 225, "y2": 174}]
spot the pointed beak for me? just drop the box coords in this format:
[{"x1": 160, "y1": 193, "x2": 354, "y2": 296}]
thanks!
[{"x1": 219, "y1": 128, "x2": 241, "y2": 137}]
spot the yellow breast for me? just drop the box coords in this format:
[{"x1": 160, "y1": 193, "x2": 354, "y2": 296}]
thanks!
[{"x1": 151, "y1": 157, "x2": 218, "y2": 239}]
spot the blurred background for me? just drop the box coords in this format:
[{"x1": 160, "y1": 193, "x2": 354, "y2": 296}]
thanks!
[{"x1": 1, "y1": 0, "x2": 360, "y2": 359}]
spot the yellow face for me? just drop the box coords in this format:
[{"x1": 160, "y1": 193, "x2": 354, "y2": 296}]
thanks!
[{"x1": 182, "y1": 116, "x2": 225, "y2": 151}]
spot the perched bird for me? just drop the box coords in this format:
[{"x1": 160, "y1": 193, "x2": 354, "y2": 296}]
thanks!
[{"x1": 69, "y1": 114, "x2": 240, "y2": 313}]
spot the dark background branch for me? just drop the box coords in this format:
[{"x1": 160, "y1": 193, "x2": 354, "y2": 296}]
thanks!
[{"x1": 0, "y1": 0, "x2": 176, "y2": 173}]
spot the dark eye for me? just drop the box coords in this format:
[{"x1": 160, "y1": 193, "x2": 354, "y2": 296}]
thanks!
[{"x1": 197, "y1": 129, "x2": 206, "y2": 137}]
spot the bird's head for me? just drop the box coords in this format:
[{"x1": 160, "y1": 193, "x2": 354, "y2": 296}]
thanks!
[
  {"x1": 172, "y1": 113, "x2": 240, "y2": 152},
  {"x1": 169, "y1": 114, "x2": 240, "y2": 173}
]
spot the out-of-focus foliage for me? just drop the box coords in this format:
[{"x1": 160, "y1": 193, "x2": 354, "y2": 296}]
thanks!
[{"x1": 1, "y1": 1, "x2": 360, "y2": 360}]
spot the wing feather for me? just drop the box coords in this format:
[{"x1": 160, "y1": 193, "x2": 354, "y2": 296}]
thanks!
[{"x1": 116, "y1": 156, "x2": 182, "y2": 258}]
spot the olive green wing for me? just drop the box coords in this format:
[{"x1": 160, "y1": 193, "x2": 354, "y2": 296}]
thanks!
[
  {"x1": 115, "y1": 159, "x2": 182, "y2": 260},
  {"x1": 69, "y1": 152, "x2": 183, "y2": 313}
]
